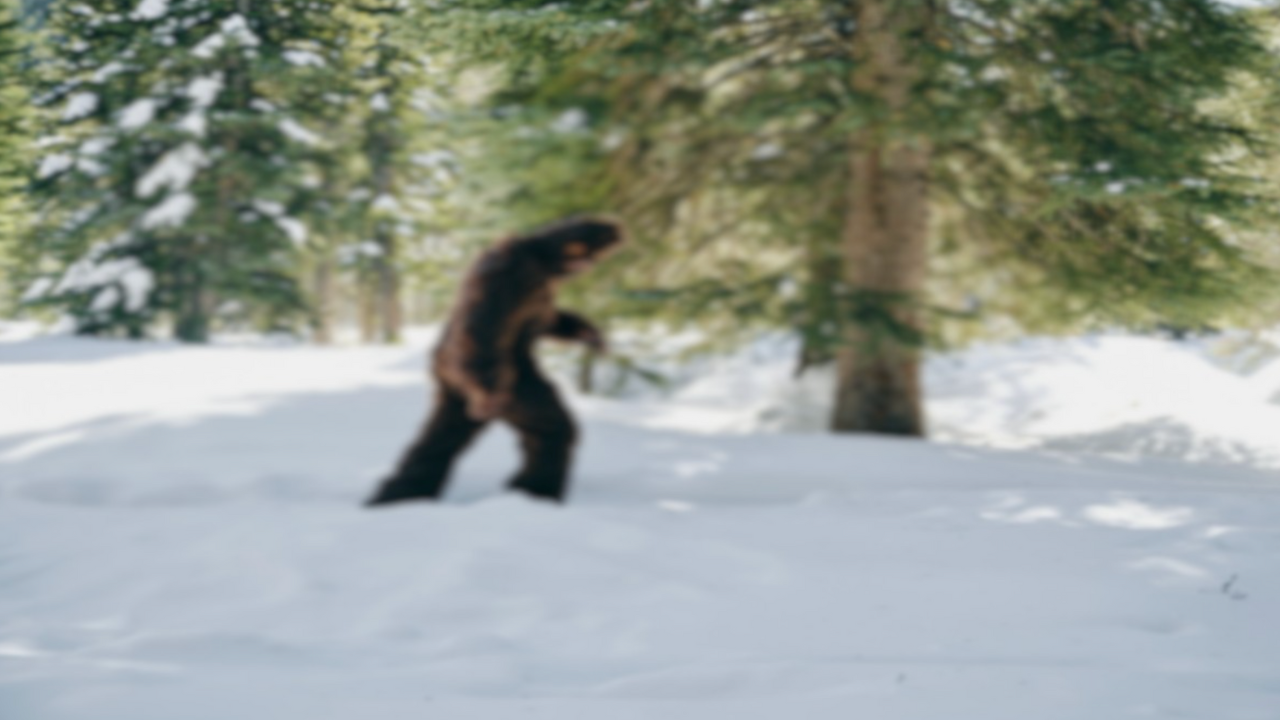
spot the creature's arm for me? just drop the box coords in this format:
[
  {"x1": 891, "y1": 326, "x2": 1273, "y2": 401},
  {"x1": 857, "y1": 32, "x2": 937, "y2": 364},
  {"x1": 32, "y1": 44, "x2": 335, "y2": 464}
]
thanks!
[{"x1": 545, "y1": 310, "x2": 606, "y2": 352}]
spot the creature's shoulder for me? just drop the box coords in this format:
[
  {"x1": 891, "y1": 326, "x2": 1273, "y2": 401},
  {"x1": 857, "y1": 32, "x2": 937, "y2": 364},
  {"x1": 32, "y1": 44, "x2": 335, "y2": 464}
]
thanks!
[
  {"x1": 472, "y1": 242, "x2": 546, "y2": 285},
  {"x1": 472, "y1": 243, "x2": 524, "y2": 276}
]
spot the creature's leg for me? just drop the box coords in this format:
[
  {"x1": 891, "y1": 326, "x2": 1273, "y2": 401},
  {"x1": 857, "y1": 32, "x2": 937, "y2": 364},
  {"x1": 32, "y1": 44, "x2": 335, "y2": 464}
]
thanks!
[
  {"x1": 365, "y1": 386, "x2": 488, "y2": 506},
  {"x1": 501, "y1": 371, "x2": 578, "y2": 502}
]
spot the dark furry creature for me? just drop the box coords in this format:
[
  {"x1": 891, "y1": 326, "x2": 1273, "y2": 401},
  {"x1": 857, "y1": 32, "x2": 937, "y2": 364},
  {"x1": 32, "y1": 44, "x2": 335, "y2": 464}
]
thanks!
[{"x1": 365, "y1": 216, "x2": 625, "y2": 506}]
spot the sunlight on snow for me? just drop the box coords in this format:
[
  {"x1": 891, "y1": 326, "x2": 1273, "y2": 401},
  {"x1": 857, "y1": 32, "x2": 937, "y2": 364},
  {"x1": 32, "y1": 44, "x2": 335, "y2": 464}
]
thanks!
[{"x1": 1082, "y1": 498, "x2": 1194, "y2": 530}]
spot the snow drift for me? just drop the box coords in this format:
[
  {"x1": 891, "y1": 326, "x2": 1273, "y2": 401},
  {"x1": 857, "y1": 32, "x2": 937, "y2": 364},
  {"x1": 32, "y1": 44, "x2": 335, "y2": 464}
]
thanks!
[{"x1": 1, "y1": 327, "x2": 1277, "y2": 719}]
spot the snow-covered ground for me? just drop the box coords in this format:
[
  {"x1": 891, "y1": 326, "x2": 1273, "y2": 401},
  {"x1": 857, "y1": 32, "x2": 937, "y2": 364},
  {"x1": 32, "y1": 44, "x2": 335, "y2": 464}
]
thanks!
[{"x1": 2, "y1": 325, "x2": 1279, "y2": 719}]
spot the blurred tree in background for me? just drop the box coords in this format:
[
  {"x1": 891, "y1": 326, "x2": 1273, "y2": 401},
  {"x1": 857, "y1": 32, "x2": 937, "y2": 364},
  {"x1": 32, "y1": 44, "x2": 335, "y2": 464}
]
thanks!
[
  {"x1": 13, "y1": 0, "x2": 460, "y2": 344},
  {"x1": 23, "y1": 0, "x2": 353, "y2": 341},
  {"x1": 0, "y1": 0, "x2": 33, "y2": 311},
  {"x1": 332, "y1": 0, "x2": 458, "y2": 346},
  {"x1": 417, "y1": 0, "x2": 1280, "y2": 435}
]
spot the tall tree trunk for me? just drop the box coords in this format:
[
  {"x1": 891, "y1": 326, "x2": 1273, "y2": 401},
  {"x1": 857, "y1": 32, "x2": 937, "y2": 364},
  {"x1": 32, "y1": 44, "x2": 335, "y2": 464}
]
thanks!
[
  {"x1": 373, "y1": 223, "x2": 402, "y2": 344},
  {"x1": 830, "y1": 0, "x2": 930, "y2": 436},
  {"x1": 312, "y1": 246, "x2": 334, "y2": 345},
  {"x1": 366, "y1": 49, "x2": 403, "y2": 345},
  {"x1": 576, "y1": 346, "x2": 597, "y2": 394},
  {"x1": 311, "y1": 168, "x2": 340, "y2": 346},
  {"x1": 175, "y1": 259, "x2": 210, "y2": 343},
  {"x1": 359, "y1": 274, "x2": 378, "y2": 344}
]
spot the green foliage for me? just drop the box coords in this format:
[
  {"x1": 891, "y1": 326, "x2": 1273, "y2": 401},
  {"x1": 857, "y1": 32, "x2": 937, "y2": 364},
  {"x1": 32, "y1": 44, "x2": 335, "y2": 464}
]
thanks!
[
  {"x1": 415, "y1": 0, "x2": 1280, "y2": 354},
  {"x1": 24, "y1": 0, "x2": 353, "y2": 341},
  {"x1": 348, "y1": 1, "x2": 460, "y2": 331},
  {"x1": 6, "y1": 0, "x2": 1276, "y2": 355},
  {"x1": 0, "y1": 0, "x2": 33, "y2": 312},
  {"x1": 928, "y1": 1, "x2": 1280, "y2": 337}
]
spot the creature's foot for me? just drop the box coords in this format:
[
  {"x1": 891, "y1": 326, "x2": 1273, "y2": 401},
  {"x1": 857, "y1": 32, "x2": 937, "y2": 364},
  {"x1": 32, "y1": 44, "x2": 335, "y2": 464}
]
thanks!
[
  {"x1": 507, "y1": 482, "x2": 566, "y2": 505},
  {"x1": 363, "y1": 477, "x2": 440, "y2": 507}
]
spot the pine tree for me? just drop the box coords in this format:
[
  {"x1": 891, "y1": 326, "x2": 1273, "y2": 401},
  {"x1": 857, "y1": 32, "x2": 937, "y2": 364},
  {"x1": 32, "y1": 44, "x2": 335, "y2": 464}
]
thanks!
[
  {"x1": 419, "y1": 0, "x2": 1279, "y2": 435},
  {"x1": 0, "y1": 0, "x2": 32, "y2": 306},
  {"x1": 346, "y1": 0, "x2": 453, "y2": 345},
  {"x1": 25, "y1": 0, "x2": 351, "y2": 341},
  {"x1": 19, "y1": 0, "x2": 52, "y2": 22}
]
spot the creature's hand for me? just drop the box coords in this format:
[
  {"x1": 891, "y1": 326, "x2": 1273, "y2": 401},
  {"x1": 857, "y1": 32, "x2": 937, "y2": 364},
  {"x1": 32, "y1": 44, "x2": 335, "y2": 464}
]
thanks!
[
  {"x1": 548, "y1": 310, "x2": 607, "y2": 352},
  {"x1": 578, "y1": 326, "x2": 608, "y2": 354},
  {"x1": 466, "y1": 391, "x2": 510, "y2": 421}
]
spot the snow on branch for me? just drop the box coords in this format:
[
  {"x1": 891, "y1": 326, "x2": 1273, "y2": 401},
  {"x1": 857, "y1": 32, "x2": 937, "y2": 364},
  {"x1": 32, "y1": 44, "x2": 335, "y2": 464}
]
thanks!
[
  {"x1": 140, "y1": 192, "x2": 197, "y2": 229},
  {"x1": 136, "y1": 143, "x2": 208, "y2": 199},
  {"x1": 130, "y1": 0, "x2": 169, "y2": 21},
  {"x1": 118, "y1": 98, "x2": 158, "y2": 130}
]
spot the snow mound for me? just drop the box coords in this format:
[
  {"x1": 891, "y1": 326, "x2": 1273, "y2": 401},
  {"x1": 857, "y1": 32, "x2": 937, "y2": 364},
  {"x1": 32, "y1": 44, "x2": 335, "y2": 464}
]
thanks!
[
  {"x1": 925, "y1": 336, "x2": 1280, "y2": 468},
  {"x1": 592, "y1": 332, "x2": 1280, "y2": 470}
]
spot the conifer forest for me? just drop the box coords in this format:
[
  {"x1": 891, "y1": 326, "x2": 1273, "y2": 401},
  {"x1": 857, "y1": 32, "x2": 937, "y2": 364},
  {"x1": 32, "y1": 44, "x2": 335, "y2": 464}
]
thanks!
[{"x1": 4, "y1": 0, "x2": 1279, "y2": 434}]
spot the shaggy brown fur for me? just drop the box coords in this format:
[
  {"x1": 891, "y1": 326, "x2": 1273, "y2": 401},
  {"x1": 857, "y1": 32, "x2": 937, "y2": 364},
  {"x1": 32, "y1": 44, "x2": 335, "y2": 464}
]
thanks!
[{"x1": 366, "y1": 216, "x2": 625, "y2": 505}]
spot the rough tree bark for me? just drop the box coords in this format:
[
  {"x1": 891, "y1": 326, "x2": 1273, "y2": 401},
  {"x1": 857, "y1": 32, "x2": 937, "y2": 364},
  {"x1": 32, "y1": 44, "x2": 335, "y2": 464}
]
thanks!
[
  {"x1": 576, "y1": 346, "x2": 597, "y2": 394},
  {"x1": 311, "y1": 248, "x2": 334, "y2": 345},
  {"x1": 830, "y1": 0, "x2": 930, "y2": 436},
  {"x1": 174, "y1": 260, "x2": 211, "y2": 343},
  {"x1": 366, "y1": 45, "x2": 403, "y2": 345},
  {"x1": 359, "y1": 275, "x2": 378, "y2": 344},
  {"x1": 373, "y1": 225, "x2": 402, "y2": 344}
]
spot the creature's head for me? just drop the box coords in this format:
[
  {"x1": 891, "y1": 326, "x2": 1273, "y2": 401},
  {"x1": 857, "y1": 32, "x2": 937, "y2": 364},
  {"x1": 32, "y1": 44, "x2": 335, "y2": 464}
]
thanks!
[{"x1": 520, "y1": 216, "x2": 626, "y2": 276}]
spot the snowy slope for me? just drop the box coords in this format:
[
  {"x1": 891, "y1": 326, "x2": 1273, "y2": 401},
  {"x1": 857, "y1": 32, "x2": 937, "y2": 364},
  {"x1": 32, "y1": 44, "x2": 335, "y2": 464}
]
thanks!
[
  {"x1": 1, "y1": 328, "x2": 1279, "y2": 719},
  {"x1": 575, "y1": 330, "x2": 1280, "y2": 469}
]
